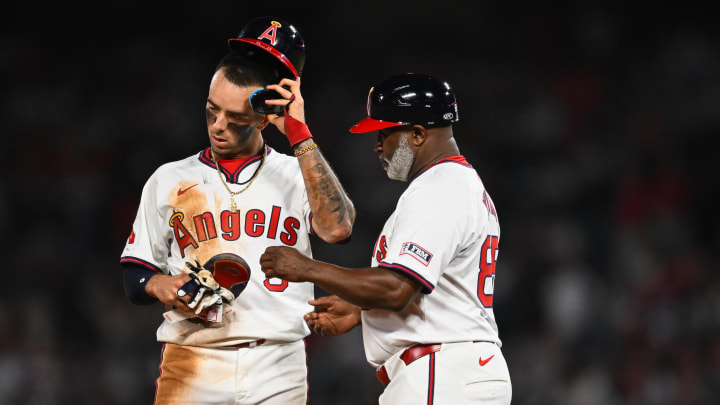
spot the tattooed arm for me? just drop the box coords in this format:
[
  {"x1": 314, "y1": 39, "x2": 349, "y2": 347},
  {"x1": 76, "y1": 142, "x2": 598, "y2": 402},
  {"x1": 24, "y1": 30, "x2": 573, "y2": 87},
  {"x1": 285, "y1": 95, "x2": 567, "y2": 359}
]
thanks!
[
  {"x1": 294, "y1": 139, "x2": 355, "y2": 242},
  {"x1": 265, "y1": 78, "x2": 356, "y2": 243}
]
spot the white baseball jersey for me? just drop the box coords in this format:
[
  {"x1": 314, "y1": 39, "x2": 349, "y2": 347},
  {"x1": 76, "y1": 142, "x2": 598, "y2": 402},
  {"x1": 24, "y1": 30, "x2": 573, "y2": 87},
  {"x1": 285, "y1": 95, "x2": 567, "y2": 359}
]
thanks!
[
  {"x1": 362, "y1": 156, "x2": 502, "y2": 367},
  {"x1": 120, "y1": 146, "x2": 314, "y2": 346}
]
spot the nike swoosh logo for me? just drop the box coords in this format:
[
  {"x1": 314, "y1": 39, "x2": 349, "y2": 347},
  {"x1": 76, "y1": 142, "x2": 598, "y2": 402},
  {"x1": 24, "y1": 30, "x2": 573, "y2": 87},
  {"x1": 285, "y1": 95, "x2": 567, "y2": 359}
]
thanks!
[
  {"x1": 178, "y1": 184, "x2": 198, "y2": 196},
  {"x1": 479, "y1": 355, "x2": 495, "y2": 366}
]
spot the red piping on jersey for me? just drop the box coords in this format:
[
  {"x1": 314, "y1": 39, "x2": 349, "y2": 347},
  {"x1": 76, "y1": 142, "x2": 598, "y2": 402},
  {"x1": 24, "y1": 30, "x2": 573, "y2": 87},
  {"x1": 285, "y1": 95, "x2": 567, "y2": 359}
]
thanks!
[
  {"x1": 120, "y1": 256, "x2": 162, "y2": 273},
  {"x1": 378, "y1": 261, "x2": 434, "y2": 293},
  {"x1": 427, "y1": 352, "x2": 436, "y2": 405},
  {"x1": 198, "y1": 146, "x2": 271, "y2": 183},
  {"x1": 411, "y1": 155, "x2": 472, "y2": 182}
]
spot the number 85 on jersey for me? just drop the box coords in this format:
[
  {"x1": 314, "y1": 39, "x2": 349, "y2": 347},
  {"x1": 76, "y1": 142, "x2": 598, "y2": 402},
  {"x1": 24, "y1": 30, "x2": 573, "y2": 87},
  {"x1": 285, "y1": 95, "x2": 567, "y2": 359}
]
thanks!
[{"x1": 478, "y1": 235, "x2": 498, "y2": 308}]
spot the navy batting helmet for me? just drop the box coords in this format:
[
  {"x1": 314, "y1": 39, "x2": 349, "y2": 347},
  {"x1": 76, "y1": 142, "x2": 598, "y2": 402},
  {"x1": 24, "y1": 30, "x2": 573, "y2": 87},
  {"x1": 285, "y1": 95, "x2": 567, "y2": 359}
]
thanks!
[
  {"x1": 349, "y1": 73, "x2": 459, "y2": 133},
  {"x1": 228, "y1": 17, "x2": 305, "y2": 79}
]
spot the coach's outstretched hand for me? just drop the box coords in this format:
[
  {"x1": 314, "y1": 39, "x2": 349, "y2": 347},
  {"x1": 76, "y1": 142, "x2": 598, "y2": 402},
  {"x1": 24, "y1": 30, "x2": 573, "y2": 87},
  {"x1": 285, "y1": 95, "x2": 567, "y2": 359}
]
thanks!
[
  {"x1": 304, "y1": 295, "x2": 361, "y2": 336},
  {"x1": 260, "y1": 246, "x2": 312, "y2": 283}
]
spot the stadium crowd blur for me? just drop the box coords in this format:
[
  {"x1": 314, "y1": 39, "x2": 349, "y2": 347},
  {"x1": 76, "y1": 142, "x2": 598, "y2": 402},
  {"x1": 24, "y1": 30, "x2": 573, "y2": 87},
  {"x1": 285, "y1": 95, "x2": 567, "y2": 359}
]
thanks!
[{"x1": 2, "y1": 2, "x2": 718, "y2": 404}]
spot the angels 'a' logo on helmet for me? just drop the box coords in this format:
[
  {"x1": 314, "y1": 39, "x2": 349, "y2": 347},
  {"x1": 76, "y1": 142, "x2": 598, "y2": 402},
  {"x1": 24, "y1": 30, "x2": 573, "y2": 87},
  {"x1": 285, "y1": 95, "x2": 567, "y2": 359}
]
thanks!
[{"x1": 258, "y1": 21, "x2": 282, "y2": 45}]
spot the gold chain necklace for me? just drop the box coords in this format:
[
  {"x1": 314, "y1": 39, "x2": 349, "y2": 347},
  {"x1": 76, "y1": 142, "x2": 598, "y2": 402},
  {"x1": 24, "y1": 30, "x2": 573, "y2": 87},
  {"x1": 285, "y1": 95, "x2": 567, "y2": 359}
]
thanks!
[{"x1": 211, "y1": 146, "x2": 267, "y2": 212}]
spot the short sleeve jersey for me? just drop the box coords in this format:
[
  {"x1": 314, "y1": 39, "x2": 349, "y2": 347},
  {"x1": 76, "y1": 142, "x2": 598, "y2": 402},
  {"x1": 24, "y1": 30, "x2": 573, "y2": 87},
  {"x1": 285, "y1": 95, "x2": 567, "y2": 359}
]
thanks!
[
  {"x1": 362, "y1": 156, "x2": 502, "y2": 367},
  {"x1": 120, "y1": 147, "x2": 314, "y2": 346}
]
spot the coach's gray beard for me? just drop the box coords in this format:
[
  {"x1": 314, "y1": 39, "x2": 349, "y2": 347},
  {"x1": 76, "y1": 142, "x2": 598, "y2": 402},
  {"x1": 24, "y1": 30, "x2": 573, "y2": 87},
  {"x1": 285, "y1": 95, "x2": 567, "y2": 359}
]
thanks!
[{"x1": 385, "y1": 135, "x2": 414, "y2": 182}]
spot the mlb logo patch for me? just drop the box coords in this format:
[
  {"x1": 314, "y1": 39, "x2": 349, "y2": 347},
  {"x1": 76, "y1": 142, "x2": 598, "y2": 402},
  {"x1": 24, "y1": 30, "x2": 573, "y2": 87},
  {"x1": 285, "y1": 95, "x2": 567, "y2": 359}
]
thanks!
[{"x1": 400, "y1": 242, "x2": 433, "y2": 266}]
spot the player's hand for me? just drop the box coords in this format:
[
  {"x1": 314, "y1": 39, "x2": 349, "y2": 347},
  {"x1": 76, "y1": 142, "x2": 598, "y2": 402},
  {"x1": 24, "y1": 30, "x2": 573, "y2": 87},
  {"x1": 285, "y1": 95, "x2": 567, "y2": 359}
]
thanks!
[
  {"x1": 304, "y1": 295, "x2": 361, "y2": 336},
  {"x1": 145, "y1": 273, "x2": 195, "y2": 314},
  {"x1": 259, "y1": 246, "x2": 312, "y2": 283},
  {"x1": 265, "y1": 77, "x2": 305, "y2": 135}
]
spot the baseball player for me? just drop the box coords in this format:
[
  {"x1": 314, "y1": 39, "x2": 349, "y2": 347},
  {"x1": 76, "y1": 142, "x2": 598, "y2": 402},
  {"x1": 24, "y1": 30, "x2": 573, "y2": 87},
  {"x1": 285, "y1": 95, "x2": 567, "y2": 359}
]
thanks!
[
  {"x1": 119, "y1": 17, "x2": 355, "y2": 404},
  {"x1": 260, "y1": 73, "x2": 512, "y2": 404}
]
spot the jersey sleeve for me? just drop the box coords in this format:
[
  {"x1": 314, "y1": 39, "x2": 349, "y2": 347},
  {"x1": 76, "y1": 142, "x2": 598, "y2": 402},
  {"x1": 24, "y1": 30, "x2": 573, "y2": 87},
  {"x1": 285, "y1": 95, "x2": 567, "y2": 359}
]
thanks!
[
  {"x1": 378, "y1": 182, "x2": 470, "y2": 294},
  {"x1": 119, "y1": 171, "x2": 170, "y2": 274}
]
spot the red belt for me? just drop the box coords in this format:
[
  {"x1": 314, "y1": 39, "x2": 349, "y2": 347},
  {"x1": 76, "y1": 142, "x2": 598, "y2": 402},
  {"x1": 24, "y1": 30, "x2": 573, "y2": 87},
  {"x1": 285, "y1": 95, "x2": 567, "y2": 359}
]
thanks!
[
  {"x1": 376, "y1": 343, "x2": 443, "y2": 386},
  {"x1": 228, "y1": 339, "x2": 266, "y2": 348}
]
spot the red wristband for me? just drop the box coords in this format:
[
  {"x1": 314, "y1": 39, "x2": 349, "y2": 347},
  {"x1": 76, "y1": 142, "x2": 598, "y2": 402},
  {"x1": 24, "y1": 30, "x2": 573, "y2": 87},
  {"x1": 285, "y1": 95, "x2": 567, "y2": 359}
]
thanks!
[{"x1": 284, "y1": 113, "x2": 313, "y2": 147}]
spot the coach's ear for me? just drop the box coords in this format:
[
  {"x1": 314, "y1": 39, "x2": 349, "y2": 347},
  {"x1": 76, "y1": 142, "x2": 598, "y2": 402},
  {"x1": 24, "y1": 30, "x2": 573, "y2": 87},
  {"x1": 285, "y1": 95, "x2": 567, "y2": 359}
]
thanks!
[{"x1": 410, "y1": 125, "x2": 427, "y2": 147}]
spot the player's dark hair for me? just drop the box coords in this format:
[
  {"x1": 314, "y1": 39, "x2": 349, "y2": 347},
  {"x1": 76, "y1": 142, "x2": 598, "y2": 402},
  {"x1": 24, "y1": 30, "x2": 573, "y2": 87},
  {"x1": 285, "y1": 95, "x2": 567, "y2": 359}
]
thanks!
[{"x1": 215, "y1": 53, "x2": 280, "y2": 88}]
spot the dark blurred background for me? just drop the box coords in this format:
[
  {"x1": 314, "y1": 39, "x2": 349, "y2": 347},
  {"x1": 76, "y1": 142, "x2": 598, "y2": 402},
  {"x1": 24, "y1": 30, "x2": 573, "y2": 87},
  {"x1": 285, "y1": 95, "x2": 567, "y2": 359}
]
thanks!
[{"x1": 2, "y1": 1, "x2": 719, "y2": 404}]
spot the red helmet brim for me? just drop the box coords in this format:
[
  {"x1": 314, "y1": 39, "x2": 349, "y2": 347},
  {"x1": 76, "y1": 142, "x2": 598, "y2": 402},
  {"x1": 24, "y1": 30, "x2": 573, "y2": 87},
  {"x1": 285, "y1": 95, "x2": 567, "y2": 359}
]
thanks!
[{"x1": 349, "y1": 118, "x2": 404, "y2": 133}]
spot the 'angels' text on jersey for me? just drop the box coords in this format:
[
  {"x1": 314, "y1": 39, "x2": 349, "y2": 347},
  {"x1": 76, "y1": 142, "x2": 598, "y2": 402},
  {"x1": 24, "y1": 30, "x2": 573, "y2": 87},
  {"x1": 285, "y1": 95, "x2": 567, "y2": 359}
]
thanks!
[{"x1": 169, "y1": 206, "x2": 301, "y2": 258}]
